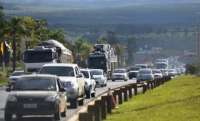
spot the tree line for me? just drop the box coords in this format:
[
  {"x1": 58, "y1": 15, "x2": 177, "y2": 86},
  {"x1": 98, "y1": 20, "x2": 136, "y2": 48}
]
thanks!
[{"x1": 0, "y1": 4, "x2": 136, "y2": 73}]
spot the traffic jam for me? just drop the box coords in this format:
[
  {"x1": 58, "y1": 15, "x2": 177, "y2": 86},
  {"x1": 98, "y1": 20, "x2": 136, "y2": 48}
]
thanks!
[{"x1": 4, "y1": 40, "x2": 185, "y2": 121}]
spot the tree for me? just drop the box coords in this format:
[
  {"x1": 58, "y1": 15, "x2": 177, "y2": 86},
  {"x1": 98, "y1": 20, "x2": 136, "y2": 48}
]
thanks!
[
  {"x1": 97, "y1": 36, "x2": 108, "y2": 44},
  {"x1": 9, "y1": 17, "x2": 26, "y2": 71},
  {"x1": 48, "y1": 29, "x2": 65, "y2": 44},
  {"x1": 114, "y1": 44, "x2": 124, "y2": 67},
  {"x1": 74, "y1": 37, "x2": 92, "y2": 67}
]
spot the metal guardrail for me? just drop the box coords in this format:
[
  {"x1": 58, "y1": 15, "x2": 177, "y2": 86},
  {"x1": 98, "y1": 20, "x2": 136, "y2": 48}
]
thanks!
[{"x1": 68, "y1": 76, "x2": 172, "y2": 121}]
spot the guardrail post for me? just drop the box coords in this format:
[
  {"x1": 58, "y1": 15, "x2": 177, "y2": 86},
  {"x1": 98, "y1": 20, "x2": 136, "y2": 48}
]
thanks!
[
  {"x1": 122, "y1": 87, "x2": 128, "y2": 101},
  {"x1": 143, "y1": 84, "x2": 147, "y2": 93},
  {"x1": 79, "y1": 112, "x2": 95, "y2": 121},
  {"x1": 151, "y1": 81, "x2": 154, "y2": 89},
  {"x1": 101, "y1": 96, "x2": 108, "y2": 119},
  {"x1": 95, "y1": 100, "x2": 103, "y2": 121},
  {"x1": 113, "y1": 91, "x2": 118, "y2": 105},
  {"x1": 118, "y1": 89, "x2": 123, "y2": 104},
  {"x1": 133, "y1": 84, "x2": 138, "y2": 95},
  {"x1": 107, "y1": 95, "x2": 112, "y2": 114},
  {"x1": 88, "y1": 103, "x2": 102, "y2": 121},
  {"x1": 146, "y1": 81, "x2": 150, "y2": 90},
  {"x1": 127, "y1": 85, "x2": 133, "y2": 98}
]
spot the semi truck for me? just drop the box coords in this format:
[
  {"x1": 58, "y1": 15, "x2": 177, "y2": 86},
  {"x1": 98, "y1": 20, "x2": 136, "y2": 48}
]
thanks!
[
  {"x1": 87, "y1": 44, "x2": 117, "y2": 78},
  {"x1": 23, "y1": 39, "x2": 73, "y2": 72},
  {"x1": 154, "y1": 59, "x2": 169, "y2": 76}
]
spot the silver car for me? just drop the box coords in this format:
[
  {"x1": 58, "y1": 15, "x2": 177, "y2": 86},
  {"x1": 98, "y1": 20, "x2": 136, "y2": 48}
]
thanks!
[
  {"x1": 137, "y1": 69, "x2": 154, "y2": 82},
  {"x1": 90, "y1": 69, "x2": 107, "y2": 87},
  {"x1": 5, "y1": 74, "x2": 67, "y2": 121},
  {"x1": 80, "y1": 69, "x2": 96, "y2": 98},
  {"x1": 112, "y1": 69, "x2": 129, "y2": 81}
]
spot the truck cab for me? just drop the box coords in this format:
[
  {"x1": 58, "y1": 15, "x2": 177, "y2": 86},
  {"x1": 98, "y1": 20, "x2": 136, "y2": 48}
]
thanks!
[
  {"x1": 23, "y1": 46, "x2": 58, "y2": 72},
  {"x1": 23, "y1": 39, "x2": 73, "y2": 73}
]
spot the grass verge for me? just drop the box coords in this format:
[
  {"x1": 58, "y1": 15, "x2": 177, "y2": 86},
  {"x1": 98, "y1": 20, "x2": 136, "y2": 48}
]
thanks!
[{"x1": 105, "y1": 75, "x2": 200, "y2": 121}]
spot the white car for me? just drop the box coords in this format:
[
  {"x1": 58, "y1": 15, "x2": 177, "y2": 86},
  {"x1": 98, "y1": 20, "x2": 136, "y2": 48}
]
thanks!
[
  {"x1": 152, "y1": 69, "x2": 163, "y2": 79},
  {"x1": 112, "y1": 68, "x2": 129, "y2": 81},
  {"x1": 80, "y1": 69, "x2": 96, "y2": 98},
  {"x1": 8, "y1": 71, "x2": 27, "y2": 86},
  {"x1": 168, "y1": 69, "x2": 177, "y2": 77},
  {"x1": 39, "y1": 63, "x2": 85, "y2": 108},
  {"x1": 137, "y1": 68, "x2": 154, "y2": 82},
  {"x1": 90, "y1": 69, "x2": 107, "y2": 87}
]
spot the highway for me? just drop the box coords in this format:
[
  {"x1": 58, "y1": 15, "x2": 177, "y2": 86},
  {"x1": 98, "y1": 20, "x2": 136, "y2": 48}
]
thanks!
[{"x1": 0, "y1": 79, "x2": 137, "y2": 121}]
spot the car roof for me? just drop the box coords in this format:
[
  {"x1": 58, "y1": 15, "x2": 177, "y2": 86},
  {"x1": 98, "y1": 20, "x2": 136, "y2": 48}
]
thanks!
[
  {"x1": 114, "y1": 68, "x2": 126, "y2": 70},
  {"x1": 152, "y1": 69, "x2": 161, "y2": 71},
  {"x1": 16, "y1": 74, "x2": 58, "y2": 79},
  {"x1": 43, "y1": 63, "x2": 78, "y2": 68},
  {"x1": 90, "y1": 69, "x2": 103, "y2": 71},
  {"x1": 12, "y1": 70, "x2": 24, "y2": 73},
  {"x1": 139, "y1": 68, "x2": 152, "y2": 71},
  {"x1": 80, "y1": 68, "x2": 90, "y2": 71}
]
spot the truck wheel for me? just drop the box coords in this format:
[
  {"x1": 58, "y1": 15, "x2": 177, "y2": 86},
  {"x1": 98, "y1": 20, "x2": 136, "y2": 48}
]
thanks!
[
  {"x1": 70, "y1": 99, "x2": 78, "y2": 108},
  {"x1": 54, "y1": 112, "x2": 61, "y2": 121},
  {"x1": 4, "y1": 113, "x2": 12, "y2": 121},
  {"x1": 61, "y1": 108, "x2": 66, "y2": 117}
]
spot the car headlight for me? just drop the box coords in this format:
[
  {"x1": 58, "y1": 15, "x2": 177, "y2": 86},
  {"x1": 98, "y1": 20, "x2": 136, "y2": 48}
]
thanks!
[
  {"x1": 45, "y1": 96, "x2": 56, "y2": 102},
  {"x1": 7, "y1": 95, "x2": 17, "y2": 102}
]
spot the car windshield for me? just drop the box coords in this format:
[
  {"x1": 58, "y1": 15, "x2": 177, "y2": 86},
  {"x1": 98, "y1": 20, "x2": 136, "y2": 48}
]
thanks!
[
  {"x1": 24, "y1": 50, "x2": 53, "y2": 63},
  {"x1": 114, "y1": 69, "x2": 126, "y2": 73},
  {"x1": 13, "y1": 77, "x2": 56, "y2": 91},
  {"x1": 129, "y1": 67, "x2": 140, "y2": 71},
  {"x1": 139, "y1": 70, "x2": 152, "y2": 75},
  {"x1": 90, "y1": 70, "x2": 103, "y2": 76},
  {"x1": 169, "y1": 70, "x2": 175, "y2": 72},
  {"x1": 153, "y1": 70, "x2": 161, "y2": 74},
  {"x1": 40, "y1": 66, "x2": 75, "y2": 77},
  {"x1": 81, "y1": 71, "x2": 89, "y2": 78}
]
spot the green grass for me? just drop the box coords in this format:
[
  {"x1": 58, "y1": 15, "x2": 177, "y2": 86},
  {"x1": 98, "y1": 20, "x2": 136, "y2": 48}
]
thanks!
[{"x1": 105, "y1": 75, "x2": 200, "y2": 121}]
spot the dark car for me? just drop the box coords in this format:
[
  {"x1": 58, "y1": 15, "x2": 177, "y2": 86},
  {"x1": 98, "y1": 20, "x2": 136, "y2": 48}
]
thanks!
[{"x1": 5, "y1": 74, "x2": 67, "y2": 121}]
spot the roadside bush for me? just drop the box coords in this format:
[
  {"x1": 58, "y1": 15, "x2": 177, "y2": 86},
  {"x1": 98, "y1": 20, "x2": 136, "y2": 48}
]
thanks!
[
  {"x1": 185, "y1": 64, "x2": 200, "y2": 75},
  {"x1": 0, "y1": 71, "x2": 8, "y2": 84}
]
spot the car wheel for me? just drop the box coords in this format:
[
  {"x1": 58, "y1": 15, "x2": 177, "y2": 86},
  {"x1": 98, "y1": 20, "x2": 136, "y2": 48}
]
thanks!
[
  {"x1": 61, "y1": 108, "x2": 66, "y2": 117},
  {"x1": 91, "y1": 92, "x2": 95, "y2": 97},
  {"x1": 79, "y1": 98, "x2": 84, "y2": 106},
  {"x1": 4, "y1": 113, "x2": 12, "y2": 121},
  {"x1": 54, "y1": 112, "x2": 61, "y2": 121},
  {"x1": 70, "y1": 99, "x2": 78, "y2": 108},
  {"x1": 16, "y1": 114, "x2": 23, "y2": 121},
  {"x1": 112, "y1": 80, "x2": 115, "y2": 82},
  {"x1": 86, "y1": 90, "x2": 91, "y2": 99}
]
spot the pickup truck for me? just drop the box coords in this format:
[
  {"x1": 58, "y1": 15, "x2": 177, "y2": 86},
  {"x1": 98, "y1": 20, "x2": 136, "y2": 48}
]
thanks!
[{"x1": 39, "y1": 63, "x2": 85, "y2": 108}]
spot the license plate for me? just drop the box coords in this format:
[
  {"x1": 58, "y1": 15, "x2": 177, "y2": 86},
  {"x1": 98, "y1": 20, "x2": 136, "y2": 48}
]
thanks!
[{"x1": 23, "y1": 104, "x2": 37, "y2": 109}]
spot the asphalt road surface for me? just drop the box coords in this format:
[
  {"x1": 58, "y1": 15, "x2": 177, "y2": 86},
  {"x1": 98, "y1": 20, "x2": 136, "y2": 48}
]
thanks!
[{"x1": 0, "y1": 79, "x2": 137, "y2": 121}]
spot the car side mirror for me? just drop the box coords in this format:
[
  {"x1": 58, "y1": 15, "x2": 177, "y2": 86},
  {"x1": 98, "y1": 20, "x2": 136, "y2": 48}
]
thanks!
[
  {"x1": 77, "y1": 74, "x2": 82, "y2": 78},
  {"x1": 59, "y1": 88, "x2": 65, "y2": 92}
]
